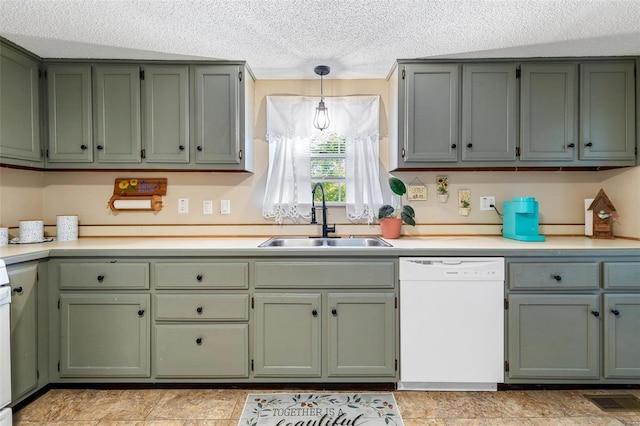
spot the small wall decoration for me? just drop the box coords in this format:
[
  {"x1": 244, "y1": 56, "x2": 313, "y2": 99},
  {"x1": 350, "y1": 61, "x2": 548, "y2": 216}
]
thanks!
[
  {"x1": 436, "y1": 176, "x2": 449, "y2": 203},
  {"x1": 108, "y1": 178, "x2": 167, "y2": 212},
  {"x1": 587, "y1": 188, "x2": 618, "y2": 239},
  {"x1": 458, "y1": 189, "x2": 471, "y2": 216},
  {"x1": 406, "y1": 177, "x2": 427, "y2": 201}
]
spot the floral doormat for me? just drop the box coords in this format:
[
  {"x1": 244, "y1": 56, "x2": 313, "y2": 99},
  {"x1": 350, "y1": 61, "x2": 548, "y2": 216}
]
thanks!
[{"x1": 238, "y1": 393, "x2": 403, "y2": 426}]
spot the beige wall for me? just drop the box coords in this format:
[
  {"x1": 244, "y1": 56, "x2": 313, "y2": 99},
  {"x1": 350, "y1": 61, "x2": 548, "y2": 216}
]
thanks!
[{"x1": 0, "y1": 78, "x2": 637, "y2": 238}]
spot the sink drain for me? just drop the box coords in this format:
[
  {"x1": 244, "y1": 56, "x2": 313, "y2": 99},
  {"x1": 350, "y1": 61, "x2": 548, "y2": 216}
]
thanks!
[{"x1": 585, "y1": 394, "x2": 640, "y2": 412}]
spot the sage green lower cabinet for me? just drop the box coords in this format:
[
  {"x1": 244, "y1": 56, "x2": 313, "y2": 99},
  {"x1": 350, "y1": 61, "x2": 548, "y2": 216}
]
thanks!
[
  {"x1": 327, "y1": 293, "x2": 395, "y2": 377},
  {"x1": 507, "y1": 294, "x2": 600, "y2": 379},
  {"x1": 8, "y1": 262, "x2": 39, "y2": 401},
  {"x1": 253, "y1": 293, "x2": 321, "y2": 378},
  {"x1": 603, "y1": 294, "x2": 640, "y2": 378},
  {"x1": 59, "y1": 293, "x2": 150, "y2": 377},
  {"x1": 155, "y1": 324, "x2": 248, "y2": 378}
]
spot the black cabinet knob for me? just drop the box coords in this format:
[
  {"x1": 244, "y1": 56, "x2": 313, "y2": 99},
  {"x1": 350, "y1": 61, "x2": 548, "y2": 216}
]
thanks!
[
  {"x1": 567, "y1": 143, "x2": 575, "y2": 148},
  {"x1": 80, "y1": 144, "x2": 87, "y2": 150},
  {"x1": 591, "y1": 310, "x2": 600, "y2": 317},
  {"x1": 611, "y1": 309, "x2": 620, "y2": 316},
  {"x1": 97, "y1": 275, "x2": 105, "y2": 282},
  {"x1": 451, "y1": 144, "x2": 457, "y2": 149},
  {"x1": 552, "y1": 275, "x2": 562, "y2": 282},
  {"x1": 196, "y1": 337, "x2": 203, "y2": 345},
  {"x1": 585, "y1": 142, "x2": 593, "y2": 147},
  {"x1": 197, "y1": 146, "x2": 203, "y2": 151},
  {"x1": 196, "y1": 274, "x2": 203, "y2": 282},
  {"x1": 312, "y1": 309, "x2": 318, "y2": 317},
  {"x1": 466, "y1": 143, "x2": 473, "y2": 148},
  {"x1": 138, "y1": 309, "x2": 145, "y2": 317},
  {"x1": 12, "y1": 286, "x2": 23, "y2": 294},
  {"x1": 331, "y1": 308, "x2": 337, "y2": 316},
  {"x1": 196, "y1": 306, "x2": 203, "y2": 314},
  {"x1": 179, "y1": 145, "x2": 185, "y2": 151},
  {"x1": 97, "y1": 145, "x2": 104, "y2": 150}
]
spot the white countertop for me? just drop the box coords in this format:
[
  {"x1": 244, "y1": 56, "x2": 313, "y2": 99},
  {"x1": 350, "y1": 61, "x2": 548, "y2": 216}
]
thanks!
[{"x1": 1, "y1": 235, "x2": 639, "y2": 264}]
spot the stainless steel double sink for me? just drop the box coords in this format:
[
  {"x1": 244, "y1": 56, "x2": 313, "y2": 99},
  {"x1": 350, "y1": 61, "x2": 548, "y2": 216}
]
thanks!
[{"x1": 259, "y1": 236, "x2": 392, "y2": 248}]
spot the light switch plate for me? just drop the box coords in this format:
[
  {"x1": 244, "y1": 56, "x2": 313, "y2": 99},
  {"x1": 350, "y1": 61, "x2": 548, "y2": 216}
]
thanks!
[
  {"x1": 220, "y1": 200, "x2": 231, "y2": 215},
  {"x1": 203, "y1": 200, "x2": 213, "y2": 215},
  {"x1": 178, "y1": 198, "x2": 189, "y2": 214}
]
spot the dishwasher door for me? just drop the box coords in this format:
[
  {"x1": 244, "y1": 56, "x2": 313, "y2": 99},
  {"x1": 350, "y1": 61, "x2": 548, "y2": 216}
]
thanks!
[{"x1": 399, "y1": 257, "x2": 504, "y2": 391}]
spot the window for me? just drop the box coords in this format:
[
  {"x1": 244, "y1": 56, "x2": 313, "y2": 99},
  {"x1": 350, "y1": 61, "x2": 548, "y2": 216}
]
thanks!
[{"x1": 311, "y1": 132, "x2": 346, "y2": 204}]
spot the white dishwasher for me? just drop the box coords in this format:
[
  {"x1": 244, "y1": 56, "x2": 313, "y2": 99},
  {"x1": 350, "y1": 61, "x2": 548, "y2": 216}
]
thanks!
[{"x1": 398, "y1": 257, "x2": 504, "y2": 391}]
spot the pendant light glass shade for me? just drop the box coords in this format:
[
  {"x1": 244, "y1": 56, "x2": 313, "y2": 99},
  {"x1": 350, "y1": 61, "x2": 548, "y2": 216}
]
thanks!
[{"x1": 313, "y1": 65, "x2": 330, "y2": 131}]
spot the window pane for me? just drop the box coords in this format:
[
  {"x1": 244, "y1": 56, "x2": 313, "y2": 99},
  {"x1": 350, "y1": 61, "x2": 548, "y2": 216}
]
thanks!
[
  {"x1": 311, "y1": 133, "x2": 345, "y2": 154},
  {"x1": 311, "y1": 158, "x2": 345, "y2": 179},
  {"x1": 312, "y1": 181, "x2": 346, "y2": 203}
]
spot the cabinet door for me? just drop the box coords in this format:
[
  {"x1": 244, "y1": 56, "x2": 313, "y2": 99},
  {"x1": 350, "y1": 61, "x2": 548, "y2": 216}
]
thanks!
[
  {"x1": 253, "y1": 293, "x2": 321, "y2": 377},
  {"x1": 403, "y1": 64, "x2": 459, "y2": 163},
  {"x1": 9, "y1": 262, "x2": 38, "y2": 400},
  {"x1": 520, "y1": 64, "x2": 577, "y2": 161},
  {"x1": 507, "y1": 294, "x2": 599, "y2": 379},
  {"x1": 580, "y1": 62, "x2": 636, "y2": 160},
  {"x1": 462, "y1": 64, "x2": 517, "y2": 161},
  {"x1": 604, "y1": 294, "x2": 640, "y2": 378},
  {"x1": 93, "y1": 65, "x2": 141, "y2": 163},
  {"x1": 327, "y1": 293, "x2": 395, "y2": 377},
  {"x1": 47, "y1": 65, "x2": 93, "y2": 163},
  {"x1": 155, "y1": 324, "x2": 248, "y2": 378},
  {"x1": 194, "y1": 65, "x2": 240, "y2": 164},
  {"x1": 0, "y1": 47, "x2": 41, "y2": 162},
  {"x1": 59, "y1": 293, "x2": 150, "y2": 377},
  {"x1": 142, "y1": 65, "x2": 189, "y2": 163}
]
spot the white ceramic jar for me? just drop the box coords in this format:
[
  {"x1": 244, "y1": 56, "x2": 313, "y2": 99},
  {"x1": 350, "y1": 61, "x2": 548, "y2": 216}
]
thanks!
[{"x1": 18, "y1": 220, "x2": 44, "y2": 243}]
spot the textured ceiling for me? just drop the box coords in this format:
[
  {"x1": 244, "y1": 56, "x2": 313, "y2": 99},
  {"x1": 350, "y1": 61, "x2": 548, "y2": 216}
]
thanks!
[{"x1": 1, "y1": 0, "x2": 639, "y2": 80}]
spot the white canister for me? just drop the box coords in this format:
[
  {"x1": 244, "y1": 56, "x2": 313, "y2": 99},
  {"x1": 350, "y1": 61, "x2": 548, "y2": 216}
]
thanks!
[
  {"x1": 56, "y1": 215, "x2": 78, "y2": 241},
  {"x1": 18, "y1": 220, "x2": 44, "y2": 243},
  {"x1": 0, "y1": 228, "x2": 8, "y2": 246}
]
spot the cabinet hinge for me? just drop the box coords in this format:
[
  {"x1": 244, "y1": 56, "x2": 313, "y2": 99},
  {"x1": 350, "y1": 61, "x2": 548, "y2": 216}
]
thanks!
[
  {"x1": 39, "y1": 69, "x2": 47, "y2": 79},
  {"x1": 141, "y1": 149, "x2": 146, "y2": 159},
  {"x1": 239, "y1": 149, "x2": 243, "y2": 160},
  {"x1": 38, "y1": 69, "x2": 42, "y2": 78},
  {"x1": 37, "y1": 369, "x2": 39, "y2": 380},
  {"x1": 251, "y1": 359, "x2": 254, "y2": 371},
  {"x1": 57, "y1": 361, "x2": 60, "y2": 372},
  {"x1": 251, "y1": 297, "x2": 254, "y2": 309},
  {"x1": 36, "y1": 271, "x2": 39, "y2": 282},
  {"x1": 401, "y1": 69, "x2": 406, "y2": 80},
  {"x1": 140, "y1": 70, "x2": 145, "y2": 80},
  {"x1": 395, "y1": 297, "x2": 398, "y2": 309},
  {"x1": 239, "y1": 71, "x2": 243, "y2": 82},
  {"x1": 516, "y1": 67, "x2": 521, "y2": 79},
  {"x1": 58, "y1": 298, "x2": 60, "y2": 310},
  {"x1": 515, "y1": 147, "x2": 520, "y2": 157},
  {"x1": 504, "y1": 360, "x2": 509, "y2": 372},
  {"x1": 395, "y1": 359, "x2": 398, "y2": 371},
  {"x1": 504, "y1": 298, "x2": 509, "y2": 310},
  {"x1": 401, "y1": 148, "x2": 406, "y2": 158},
  {"x1": 46, "y1": 149, "x2": 49, "y2": 158}
]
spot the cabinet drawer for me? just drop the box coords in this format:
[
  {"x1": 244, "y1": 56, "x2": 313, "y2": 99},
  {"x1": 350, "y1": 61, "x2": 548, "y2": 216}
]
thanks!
[
  {"x1": 59, "y1": 262, "x2": 149, "y2": 289},
  {"x1": 255, "y1": 260, "x2": 395, "y2": 288},
  {"x1": 603, "y1": 263, "x2": 640, "y2": 289},
  {"x1": 155, "y1": 294, "x2": 249, "y2": 321},
  {"x1": 155, "y1": 262, "x2": 248, "y2": 289},
  {"x1": 509, "y1": 262, "x2": 599, "y2": 290},
  {"x1": 155, "y1": 324, "x2": 249, "y2": 378}
]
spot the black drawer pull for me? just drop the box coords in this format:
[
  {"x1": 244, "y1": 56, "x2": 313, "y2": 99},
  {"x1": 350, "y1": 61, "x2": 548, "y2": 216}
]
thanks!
[
  {"x1": 466, "y1": 143, "x2": 473, "y2": 148},
  {"x1": 197, "y1": 146, "x2": 203, "y2": 151},
  {"x1": 97, "y1": 275, "x2": 105, "y2": 282},
  {"x1": 138, "y1": 309, "x2": 145, "y2": 317},
  {"x1": 591, "y1": 310, "x2": 600, "y2": 317},
  {"x1": 196, "y1": 306, "x2": 203, "y2": 314},
  {"x1": 331, "y1": 308, "x2": 337, "y2": 316},
  {"x1": 567, "y1": 143, "x2": 575, "y2": 148},
  {"x1": 196, "y1": 274, "x2": 203, "y2": 282},
  {"x1": 312, "y1": 309, "x2": 318, "y2": 317},
  {"x1": 196, "y1": 337, "x2": 203, "y2": 345},
  {"x1": 178, "y1": 145, "x2": 185, "y2": 151},
  {"x1": 611, "y1": 309, "x2": 620, "y2": 316},
  {"x1": 97, "y1": 145, "x2": 104, "y2": 150},
  {"x1": 451, "y1": 144, "x2": 457, "y2": 149},
  {"x1": 12, "y1": 286, "x2": 23, "y2": 294},
  {"x1": 552, "y1": 275, "x2": 562, "y2": 282},
  {"x1": 80, "y1": 144, "x2": 87, "y2": 150},
  {"x1": 585, "y1": 142, "x2": 593, "y2": 147}
]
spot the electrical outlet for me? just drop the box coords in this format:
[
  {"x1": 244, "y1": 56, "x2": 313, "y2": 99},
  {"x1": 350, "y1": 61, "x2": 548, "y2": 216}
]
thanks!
[
  {"x1": 480, "y1": 196, "x2": 495, "y2": 211},
  {"x1": 220, "y1": 200, "x2": 231, "y2": 215},
  {"x1": 203, "y1": 200, "x2": 213, "y2": 215},
  {"x1": 178, "y1": 198, "x2": 189, "y2": 214}
]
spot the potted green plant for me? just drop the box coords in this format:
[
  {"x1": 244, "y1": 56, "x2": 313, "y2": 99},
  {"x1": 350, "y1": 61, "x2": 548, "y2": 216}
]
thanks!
[{"x1": 378, "y1": 177, "x2": 416, "y2": 238}]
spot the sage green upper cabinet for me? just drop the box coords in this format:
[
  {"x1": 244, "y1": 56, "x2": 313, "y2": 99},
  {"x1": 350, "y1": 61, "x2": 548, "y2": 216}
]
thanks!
[
  {"x1": 0, "y1": 45, "x2": 42, "y2": 166},
  {"x1": 93, "y1": 65, "x2": 142, "y2": 163},
  {"x1": 142, "y1": 65, "x2": 189, "y2": 163},
  {"x1": 462, "y1": 64, "x2": 518, "y2": 161},
  {"x1": 46, "y1": 65, "x2": 93, "y2": 163},
  {"x1": 580, "y1": 62, "x2": 636, "y2": 161},
  {"x1": 399, "y1": 64, "x2": 460, "y2": 164},
  {"x1": 520, "y1": 64, "x2": 577, "y2": 161}
]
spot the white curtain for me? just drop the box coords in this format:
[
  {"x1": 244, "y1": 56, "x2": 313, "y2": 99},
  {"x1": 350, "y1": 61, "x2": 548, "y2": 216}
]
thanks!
[{"x1": 263, "y1": 95, "x2": 382, "y2": 224}]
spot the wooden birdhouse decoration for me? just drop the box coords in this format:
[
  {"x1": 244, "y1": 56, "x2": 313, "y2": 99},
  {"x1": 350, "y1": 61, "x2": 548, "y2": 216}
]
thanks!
[{"x1": 587, "y1": 189, "x2": 618, "y2": 239}]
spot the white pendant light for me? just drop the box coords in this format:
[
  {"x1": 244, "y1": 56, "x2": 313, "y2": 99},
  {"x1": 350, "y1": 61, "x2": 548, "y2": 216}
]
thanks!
[{"x1": 313, "y1": 65, "x2": 330, "y2": 131}]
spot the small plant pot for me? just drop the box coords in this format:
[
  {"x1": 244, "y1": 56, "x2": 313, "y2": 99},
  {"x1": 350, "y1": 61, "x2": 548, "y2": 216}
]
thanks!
[
  {"x1": 379, "y1": 217, "x2": 403, "y2": 239},
  {"x1": 458, "y1": 207, "x2": 471, "y2": 216},
  {"x1": 437, "y1": 194, "x2": 449, "y2": 203}
]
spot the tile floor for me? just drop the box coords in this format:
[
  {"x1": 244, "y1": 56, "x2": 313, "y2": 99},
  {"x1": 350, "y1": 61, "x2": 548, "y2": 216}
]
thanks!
[{"x1": 11, "y1": 387, "x2": 640, "y2": 425}]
